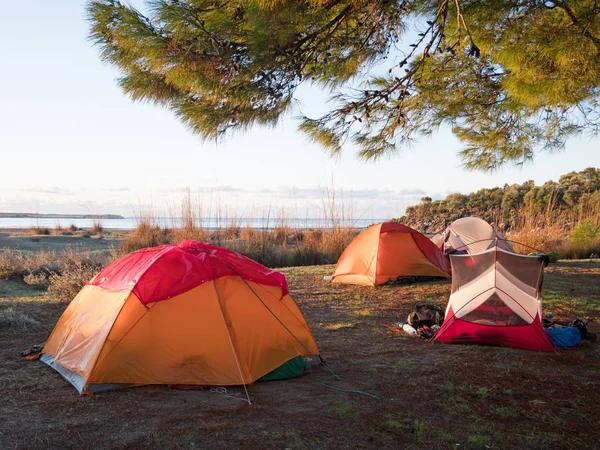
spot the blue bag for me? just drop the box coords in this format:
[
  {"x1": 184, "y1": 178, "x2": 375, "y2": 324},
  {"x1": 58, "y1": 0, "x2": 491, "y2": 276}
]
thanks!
[{"x1": 545, "y1": 326, "x2": 582, "y2": 347}]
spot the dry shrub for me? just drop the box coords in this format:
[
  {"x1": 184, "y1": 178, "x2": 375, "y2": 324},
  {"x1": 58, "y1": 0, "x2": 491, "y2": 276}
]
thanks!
[
  {"x1": 120, "y1": 218, "x2": 172, "y2": 254},
  {"x1": 53, "y1": 223, "x2": 75, "y2": 235},
  {"x1": 211, "y1": 225, "x2": 241, "y2": 243},
  {"x1": 272, "y1": 226, "x2": 290, "y2": 245},
  {"x1": 173, "y1": 226, "x2": 205, "y2": 243},
  {"x1": 45, "y1": 248, "x2": 107, "y2": 300},
  {"x1": 91, "y1": 218, "x2": 103, "y2": 234},
  {"x1": 0, "y1": 249, "x2": 26, "y2": 278},
  {"x1": 509, "y1": 207, "x2": 600, "y2": 259},
  {"x1": 23, "y1": 272, "x2": 50, "y2": 287},
  {"x1": 0, "y1": 247, "x2": 112, "y2": 300},
  {"x1": 31, "y1": 227, "x2": 51, "y2": 236},
  {"x1": 223, "y1": 225, "x2": 241, "y2": 240},
  {"x1": 0, "y1": 249, "x2": 58, "y2": 279},
  {"x1": 239, "y1": 226, "x2": 256, "y2": 241},
  {"x1": 221, "y1": 226, "x2": 358, "y2": 267},
  {"x1": 48, "y1": 261, "x2": 99, "y2": 301},
  {"x1": 303, "y1": 229, "x2": 324, "y2": 249},
  {"x1": 321, "y1": 228, "x2": 357, "y2": 262},
  {"x1": 301, "y1": 227, "x2": 357, "y2": 264}
]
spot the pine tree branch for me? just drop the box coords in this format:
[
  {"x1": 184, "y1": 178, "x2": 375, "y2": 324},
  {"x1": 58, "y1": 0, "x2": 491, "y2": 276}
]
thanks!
[{"x1": 553, "y1": 1, "x2": 600, "y2": 50}]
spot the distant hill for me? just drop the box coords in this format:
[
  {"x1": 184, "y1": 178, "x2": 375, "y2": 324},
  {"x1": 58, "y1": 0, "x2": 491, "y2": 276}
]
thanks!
[
  {"x1": 395, "y1": 167, "x2": 600, "y2": 234},
  {"x1": 0, "y1": 213, "x2": 124, "y2": 219}
]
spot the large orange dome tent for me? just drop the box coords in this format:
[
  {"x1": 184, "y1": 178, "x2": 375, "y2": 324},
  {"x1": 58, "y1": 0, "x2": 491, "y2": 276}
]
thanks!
[
  {"x1": 330, "y1": 222, "x2": 450, "y2": 286},
  {"x1": 40, "y1": 241, "x2": 319, "y2": 398}
]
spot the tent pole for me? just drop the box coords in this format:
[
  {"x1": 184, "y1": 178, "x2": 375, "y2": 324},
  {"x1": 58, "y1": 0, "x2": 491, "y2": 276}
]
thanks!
[{"x1": 210, "y1": 281, "x2": 252, "y2": 405}]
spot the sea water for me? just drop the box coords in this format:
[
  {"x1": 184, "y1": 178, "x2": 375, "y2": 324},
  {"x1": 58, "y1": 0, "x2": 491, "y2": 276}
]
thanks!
[{"x1": 0, "y1": 217, "x2": 383, "y2": 231}]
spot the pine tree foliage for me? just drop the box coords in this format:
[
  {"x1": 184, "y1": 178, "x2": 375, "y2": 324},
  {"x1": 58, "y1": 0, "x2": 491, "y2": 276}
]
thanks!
[{"x1": 88, "y1": 0, "x2": 600, "y2": 170}]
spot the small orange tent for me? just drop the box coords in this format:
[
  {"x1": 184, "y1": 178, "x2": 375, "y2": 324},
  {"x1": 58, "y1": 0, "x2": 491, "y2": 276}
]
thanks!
[
  {"x1": 40, "y1": 241, "x2": 318, "y2": 395},
  {"x1": 331, "y1": 223, "x2": 450, "y2": 286}
]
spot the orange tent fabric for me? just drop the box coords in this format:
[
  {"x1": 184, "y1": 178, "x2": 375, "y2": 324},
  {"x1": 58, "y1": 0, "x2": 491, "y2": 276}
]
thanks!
[
  {"x1": 40, "y1": 241, "x2": 318, "y2": 394},
  {"x1": 331, "y1": 223, "x2": 450, "y2": 286}
]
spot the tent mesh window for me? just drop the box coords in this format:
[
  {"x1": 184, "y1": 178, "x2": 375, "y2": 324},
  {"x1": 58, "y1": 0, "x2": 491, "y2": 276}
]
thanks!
[
  {"x1": 460, "y1": 294, "x2": 529, "y2": 326},
  {"x1": 450, "y1": 252, "x2": 495, "y2": 293}
]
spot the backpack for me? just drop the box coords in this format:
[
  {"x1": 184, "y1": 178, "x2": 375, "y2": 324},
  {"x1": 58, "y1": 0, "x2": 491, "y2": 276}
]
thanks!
[
  {"x1": 407, "y1": 302, "x2": 445, "y2": 329},
  {"x1": 570, "y1": 319, "x2": 597, "y2": 341}
]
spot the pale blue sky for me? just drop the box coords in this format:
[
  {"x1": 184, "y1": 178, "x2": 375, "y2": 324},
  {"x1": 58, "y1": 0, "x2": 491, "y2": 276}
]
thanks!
[{"x1": 1, "y1": 1, "x2": 598, "y2": 219}]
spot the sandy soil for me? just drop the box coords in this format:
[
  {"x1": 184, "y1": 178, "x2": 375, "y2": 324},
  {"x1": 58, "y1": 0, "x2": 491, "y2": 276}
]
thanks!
[
  {"x1": 0, "y1": 230, "x2": 128, "y2": 254},
  {"x1": 0, "y1": 260, "x2": 599, "y2": 449}
]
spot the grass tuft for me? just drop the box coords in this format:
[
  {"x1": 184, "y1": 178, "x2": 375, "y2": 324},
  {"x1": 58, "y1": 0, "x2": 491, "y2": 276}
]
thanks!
[
  {"x1": 0, "y1": 306, "x2": 39, "y2": 331},
  {"x1": 30, "y1": 227, "x2": 51, "y2": 236}
]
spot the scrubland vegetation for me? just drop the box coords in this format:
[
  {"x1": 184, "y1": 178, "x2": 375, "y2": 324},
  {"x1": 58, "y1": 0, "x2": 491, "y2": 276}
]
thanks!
[{"x1": 400, "y1": 168, "x2": 600, "y2": 259}]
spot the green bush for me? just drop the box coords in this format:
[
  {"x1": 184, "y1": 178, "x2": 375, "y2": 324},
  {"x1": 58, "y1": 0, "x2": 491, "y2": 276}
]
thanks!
[
  {"x1": 570, "y1": 219, "x2": 599, "y2": 246},
  {"x1": 548, "y1": 251, "x2": 560, "y2": 263},
  {"x1": 567, "y1": 219, "x2": 600, "y2": 258}
]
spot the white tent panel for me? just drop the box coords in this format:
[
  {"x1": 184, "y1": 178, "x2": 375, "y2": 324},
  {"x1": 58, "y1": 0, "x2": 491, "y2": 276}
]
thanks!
[
  {"x1": 451, "y1": 267, "x2": 495, "y2": 317},
  {"x1": 496, "y1": 266, "x2": 541, "y2": 319},
  {"x1": 449, "y1": 246, "x2": 545, "y2": 325},
  {"x1": 445, "y1": 217, "x2": 514, "y2": 254}
]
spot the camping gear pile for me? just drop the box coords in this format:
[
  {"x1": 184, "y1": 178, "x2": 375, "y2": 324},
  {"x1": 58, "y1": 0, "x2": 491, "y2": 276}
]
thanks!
[
  {"x1": 401, "y1": 302, "x2": 445, "y2": 339},
  {"x1": 542, "y1": 315, "x2": 597, "y2": 347}
]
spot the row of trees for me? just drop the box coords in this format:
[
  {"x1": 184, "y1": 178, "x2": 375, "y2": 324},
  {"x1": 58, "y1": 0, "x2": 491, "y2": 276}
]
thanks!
[{"x1": 399, "y1": 167, "x2": 600, "y2": 233}]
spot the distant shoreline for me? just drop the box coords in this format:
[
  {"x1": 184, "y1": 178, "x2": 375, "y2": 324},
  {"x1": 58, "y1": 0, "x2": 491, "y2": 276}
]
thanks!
[
  {"x1": 0, "y1": 213, "x2": 124, "y2": 219},
  {"x1": 0, "y1": 216, "x2": 383, "y2": 232}
]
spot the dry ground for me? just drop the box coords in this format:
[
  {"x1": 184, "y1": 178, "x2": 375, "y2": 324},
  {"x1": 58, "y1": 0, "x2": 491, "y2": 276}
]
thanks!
[
  {"x1": 0, "y1": 230, "x2": 124, "y2": 254},
  {"x1": 1, "y1": 261, "x2": 599, "y2": 449}
]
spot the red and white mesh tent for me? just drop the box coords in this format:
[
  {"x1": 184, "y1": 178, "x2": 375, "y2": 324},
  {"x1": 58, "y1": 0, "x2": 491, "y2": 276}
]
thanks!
[
  {"x1": 435, "y1": 246, "x2": 554, "y2": 352},
  {"x1": 443, "y1": 217, "x2": 514, "y2": 254}
]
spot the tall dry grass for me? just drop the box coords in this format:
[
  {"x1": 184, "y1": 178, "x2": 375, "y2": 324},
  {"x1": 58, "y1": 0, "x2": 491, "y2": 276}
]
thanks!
[
  {"x1": 507, "y1": 198, "x2": 600, "y2": 258},
  {"x1": 91, "y1": 218, "x2": 104, "y2": 234},
  {"x1": 115, "y1": 185, "x2": 361, "y2": 268},
  {"x1": 173, "y1": 188, "x2": 206, "y2": 243},
  {"x1": 119, "y1": 210, "x2": 172, "y2": 254}
]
